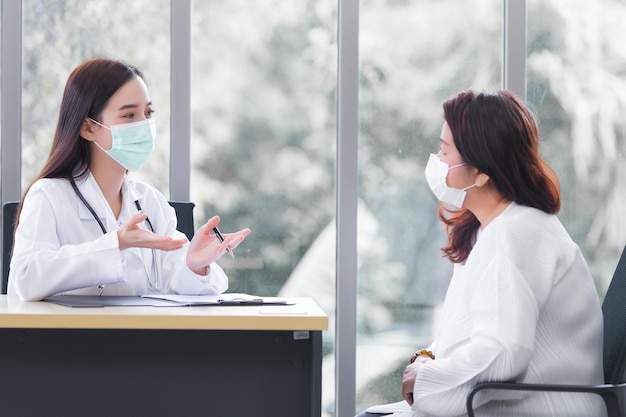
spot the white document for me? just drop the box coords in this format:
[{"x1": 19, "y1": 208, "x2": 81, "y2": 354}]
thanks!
[
  {"x1": 141, "y1": 293, "x2": 293, "y2": 306},
  {"x1": 44, "y1": 293, "x2": 293, "y2": 308},
  {"x1": 365, "y1": 400, "x2": 411, "y2": 414}
]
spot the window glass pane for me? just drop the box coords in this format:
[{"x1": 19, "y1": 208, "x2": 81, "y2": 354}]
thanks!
[
  {"x1": 190, "y1": 1, "x2": 337, "y2": 415},
  {"x1": 0, "y1": 5, "x2": 2, "y2": 190},
  {"x1": 190, "y1": 1, "x2": 337, "y2": 298},
  {"x1": 22, "y1": 0, "x2": 171, "y2": 194},
  {"x1": 527, "y1": 0, "x2": 626, "y2": 296},
  {"x1": 357, "y1": 0, "x2": 502, "y2": 410}
]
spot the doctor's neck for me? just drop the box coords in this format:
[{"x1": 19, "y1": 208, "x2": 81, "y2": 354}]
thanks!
[{"x1": 89, "y1": 148, "x2": 126, "y2": 215}]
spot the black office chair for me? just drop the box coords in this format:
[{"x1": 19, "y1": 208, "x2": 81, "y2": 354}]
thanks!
[
  {"x1": 2, "y1": 201, "x2": 19, "y2": 294},
  {"x1": 168, "y1": 200, "x2": 195, "y2": 240},
  {"x1": 1, "y1": 200, "x2": 196, "y2": 294},
  {"x1": 466, "y1": 245, "x2": 626, "y2": 417}
]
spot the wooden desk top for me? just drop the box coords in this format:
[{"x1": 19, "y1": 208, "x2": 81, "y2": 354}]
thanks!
[{"x1": 0, "y1": 295, "x2": 328, "y2": 331}]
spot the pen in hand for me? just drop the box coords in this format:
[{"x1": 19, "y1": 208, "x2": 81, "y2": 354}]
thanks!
[{"x1": 212, "y1": 226, "x2": 235, "y2": 258}]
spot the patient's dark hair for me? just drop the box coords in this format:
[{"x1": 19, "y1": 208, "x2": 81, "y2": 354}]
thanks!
[{"x1": 439, "y1": 89, "x2": 560, "y2": 263}]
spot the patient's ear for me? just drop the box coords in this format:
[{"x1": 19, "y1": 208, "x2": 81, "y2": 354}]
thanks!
[{"x1": 475, "y1": 172, "x2": 490, "y2": 187}]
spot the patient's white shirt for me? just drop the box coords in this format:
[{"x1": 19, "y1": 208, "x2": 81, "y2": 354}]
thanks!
[{"x1": 395, "y1": 202, "x2": 606, "y2": 417}]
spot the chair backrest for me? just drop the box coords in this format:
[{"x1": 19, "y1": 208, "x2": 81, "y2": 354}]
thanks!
[
  {"x1": 601, "y1": 245, "x2": 626, "y2": 384},
  {"x1": 1, "y1": 200, "x2": 195, "y2": 295},
  {"x1": 2, "y1": 201, "x2": 19, "y2": 294},
  {"x1": 168, "y1": 201, "x2": 196, "y2": 240}
]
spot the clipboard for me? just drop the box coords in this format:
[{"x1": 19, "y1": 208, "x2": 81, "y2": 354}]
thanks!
[
  {"x1": 44, "y1": 293, "x2": 293, "y2": 308},
  {"x1": 44, "y1": 295, "x2": 178, "y2": 307},
  {"x1": 141, "y1": 293, "x2": 294, "y2": 306}
]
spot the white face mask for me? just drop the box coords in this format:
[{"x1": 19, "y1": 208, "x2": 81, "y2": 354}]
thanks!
[{"x1": 424, "y1": 153, "x2": 476, "y2": 210}]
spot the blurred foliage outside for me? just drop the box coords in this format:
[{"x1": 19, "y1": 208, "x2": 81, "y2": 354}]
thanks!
[{"x1": 14, "y1": 0, "x2": 626, "y2": 415}]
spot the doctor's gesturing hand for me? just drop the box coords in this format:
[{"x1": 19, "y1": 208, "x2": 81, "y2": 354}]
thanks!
[
  {"x1": 117, "y1": 212, "x2": 187, "y2": 251},
  {"x1": 186, "y1": 216, "x2": 251, "y2": 275}
]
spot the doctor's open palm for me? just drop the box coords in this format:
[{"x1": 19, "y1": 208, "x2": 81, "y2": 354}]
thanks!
[
  {"x1": 186, "y1": 216, "x2": 251, "y2": 275},
  {"x1": 117, "y1": 212, "x2": 187, "y2": 251}
]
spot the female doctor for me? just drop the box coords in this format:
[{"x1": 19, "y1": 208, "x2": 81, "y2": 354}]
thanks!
[{"x1": 8, "y1": 58, "x2": 251, "y2": 301}]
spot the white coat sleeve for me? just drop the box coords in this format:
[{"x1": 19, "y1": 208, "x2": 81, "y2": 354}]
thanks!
[{"x1": 9, "y1": 188, "x2": 126, "y2": 301}]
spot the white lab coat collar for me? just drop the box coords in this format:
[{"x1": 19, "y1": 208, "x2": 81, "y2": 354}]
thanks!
[
  {"x1": 119, "y1": 175, "x2": 144, "y2": 221},
  {"x1": 73, "y1": 172, "x2": 144, "y2": 230},
  {"x1": 73, "y1": 174, "x2": 107, "y2": 224}
]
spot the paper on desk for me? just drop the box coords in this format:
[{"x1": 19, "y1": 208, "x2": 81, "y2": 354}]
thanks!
[
  {"x1": 365, "y1": 400, "x2": 411, "y2": 414},
  {"x1": 141, "y1": 293, "x2": 294, "y2": 306},
  {"x1": 43, "y1": 293, "x2": 294, "y2": 308},
  {"x1": 44, "y1": 295, "x2": 178, "y2": 307}
]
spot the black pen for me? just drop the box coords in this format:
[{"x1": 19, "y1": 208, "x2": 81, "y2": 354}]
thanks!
[{"x1": 212, "y1": 226, "x2": 234, "y2": 258}]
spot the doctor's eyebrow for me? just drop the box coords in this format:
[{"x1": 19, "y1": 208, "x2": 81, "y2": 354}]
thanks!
[{"x1": 117, "y1": 101, "x2": 153, "y2": 111}]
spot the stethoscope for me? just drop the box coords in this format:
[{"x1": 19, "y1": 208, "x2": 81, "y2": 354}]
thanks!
[{"x1": 70, "y1": 179, "x2": 161, "y2": 293}]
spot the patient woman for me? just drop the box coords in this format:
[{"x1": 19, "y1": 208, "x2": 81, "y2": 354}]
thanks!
[
  {"x1": 8, "y1": 58, "x2": 250, "y2": 301},
  {"x1": 358, "y1": 90, "x2": 606, "y2": 417}
]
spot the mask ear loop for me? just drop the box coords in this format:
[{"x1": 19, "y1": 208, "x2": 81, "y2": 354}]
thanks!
[
  {"x1": 435, "y1": 151, "x2": 467, "y2": 171},
  {"x1": 450, "y1": 164, "x2": 477, "y2": 192},
  {"x1": 88, "y1": 117, "x2": 111, "y2": 131},
  {"x1": 448, "y1": 162, "x2": 467, "y2": 170},
  {"x1": 87, "y1": 118, "x2": 114, "y2": 154}
]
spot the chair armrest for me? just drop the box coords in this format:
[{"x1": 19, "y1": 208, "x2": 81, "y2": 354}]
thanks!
[{"x1": 466, "y1": 382, "x2": 625, "y2": 417}]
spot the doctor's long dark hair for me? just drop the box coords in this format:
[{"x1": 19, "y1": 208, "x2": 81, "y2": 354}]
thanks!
[
  {"x1": 15, "y1": 58, "x2": 144, "y2": 227},
  {"x1": 439, "y1": 90, "x2": 561, "y2": 263}
]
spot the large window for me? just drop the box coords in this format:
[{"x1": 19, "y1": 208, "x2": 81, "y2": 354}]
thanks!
[
  {"x1": 4, "y1": 1, "x2": 626, "y2": 416},
  {"x1": 356, "y1": 0, "x2": 502, "y2": 410},
  {"x1": 190, "y1": 0, "x2": 337, "y2": 297},
  {"x1": 526, "y1": 0, "x2": 626, "y2": 295},
  {"x1": 21, "y1": 0, "x2": 171, "y2": 193},
  {"x1": 190, "y1": 3, "x2": 338, "y2": 414},
  {"x1": 0, "y1": 4, "x2": 2, "y2": 191}
]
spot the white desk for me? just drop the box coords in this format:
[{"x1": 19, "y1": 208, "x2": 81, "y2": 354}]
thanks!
[{"x1": 0, "y1": 295, "x2": 328, "y2": 417}]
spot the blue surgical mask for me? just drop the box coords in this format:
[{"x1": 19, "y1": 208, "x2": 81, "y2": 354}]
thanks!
[{"x1": 89, "y1": 118, "x2": 156, "y2": 171}]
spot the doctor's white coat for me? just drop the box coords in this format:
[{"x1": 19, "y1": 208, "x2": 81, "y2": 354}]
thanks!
[{"x1": 8, "y1": 173, "x2": 228, "y2": 301}]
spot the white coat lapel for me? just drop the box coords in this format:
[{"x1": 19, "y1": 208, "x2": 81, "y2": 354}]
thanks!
[
  {"x1": 119, "y1": 176, "x2": 150, "y2": 282},
  {"x1": 73, "y1": 174, "x2": 111, "y2": 232}
]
